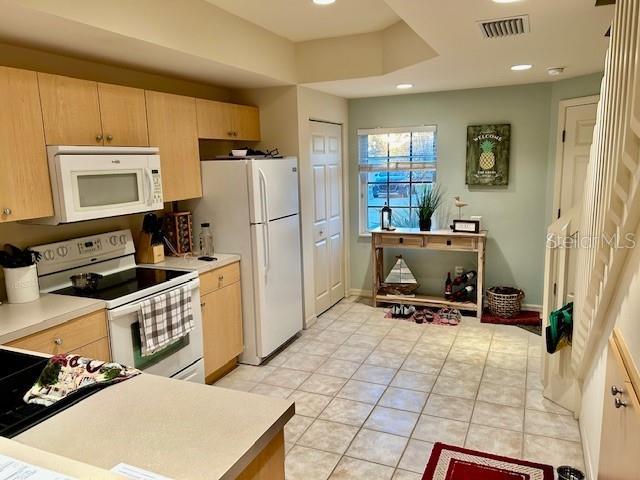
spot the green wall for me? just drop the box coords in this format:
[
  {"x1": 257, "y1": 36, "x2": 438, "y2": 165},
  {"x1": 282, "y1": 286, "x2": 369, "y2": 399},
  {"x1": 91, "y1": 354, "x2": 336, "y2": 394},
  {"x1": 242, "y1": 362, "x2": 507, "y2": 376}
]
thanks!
[{"x1": 348, "y1": 75, "x2": 602, "y2": 306}]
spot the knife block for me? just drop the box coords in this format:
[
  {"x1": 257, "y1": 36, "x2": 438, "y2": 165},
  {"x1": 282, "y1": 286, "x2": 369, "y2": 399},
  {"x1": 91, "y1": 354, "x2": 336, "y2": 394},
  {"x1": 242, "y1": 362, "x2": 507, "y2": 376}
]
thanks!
[{"x1": 136, "y1": 232, "x2": 165, "y2": 264}]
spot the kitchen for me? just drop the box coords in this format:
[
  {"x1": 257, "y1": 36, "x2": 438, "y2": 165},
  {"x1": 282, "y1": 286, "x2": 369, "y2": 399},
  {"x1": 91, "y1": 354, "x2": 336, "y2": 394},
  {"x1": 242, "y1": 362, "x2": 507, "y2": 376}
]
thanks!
[
  {"x1": 0, "y1": 1, "x2": 630, "y2": 479},
  {"x1": 0, "y1": 47, "x2": 307, "y2": 478}
]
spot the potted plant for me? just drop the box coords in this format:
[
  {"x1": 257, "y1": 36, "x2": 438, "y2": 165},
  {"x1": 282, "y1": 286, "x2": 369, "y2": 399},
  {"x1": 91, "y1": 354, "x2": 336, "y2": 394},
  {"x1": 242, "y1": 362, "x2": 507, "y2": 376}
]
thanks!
[
  {"x1": 0, "y1": 245, "x2": 42, "y2": 303},
  {"x1": 417, "y1": 183, "x2": 444, "y2": 231}
]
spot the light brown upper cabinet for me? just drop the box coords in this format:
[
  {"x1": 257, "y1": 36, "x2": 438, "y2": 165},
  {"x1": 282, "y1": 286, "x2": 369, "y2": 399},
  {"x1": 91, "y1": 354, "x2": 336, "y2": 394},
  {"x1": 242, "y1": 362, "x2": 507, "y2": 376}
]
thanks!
[
  {"x1": 97, "y1": 83, "x2": 149, "y2": 146},
  {"x1": 146, "y1": 91, "x2": 202, "y2": 202},
  {"x1": 38, "y1": 73, "x2": 103, "y2": 146},
  {"x1": 196, "y1": 99, "x2": 260, "y2": 141},
  {"x1": 38, "y1": 73, "x2": 149, "y2": 146},
  {"x1": 0, "y1": 67, "x2": 53, "y2": 222}
]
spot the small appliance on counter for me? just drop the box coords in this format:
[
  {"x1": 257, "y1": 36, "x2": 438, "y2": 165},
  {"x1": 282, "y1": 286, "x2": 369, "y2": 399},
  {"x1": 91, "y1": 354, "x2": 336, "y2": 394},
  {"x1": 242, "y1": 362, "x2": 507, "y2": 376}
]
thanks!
[{"x1": 162, "y1": 211, "x2": 193, "y2": 256}]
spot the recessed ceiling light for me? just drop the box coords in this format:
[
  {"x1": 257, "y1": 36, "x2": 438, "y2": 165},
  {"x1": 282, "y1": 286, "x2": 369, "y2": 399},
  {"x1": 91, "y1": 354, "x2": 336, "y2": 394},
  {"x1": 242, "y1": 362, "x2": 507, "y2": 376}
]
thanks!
[
  {"x1": 396, "y1": 83, "x2": 414, "y2": 90},
  {"x1": 510, "y1": 64, "x2": 532, "y2": 71},
  {"x1": 313, "y1": 0, "x2": 335, "y2": 4}
]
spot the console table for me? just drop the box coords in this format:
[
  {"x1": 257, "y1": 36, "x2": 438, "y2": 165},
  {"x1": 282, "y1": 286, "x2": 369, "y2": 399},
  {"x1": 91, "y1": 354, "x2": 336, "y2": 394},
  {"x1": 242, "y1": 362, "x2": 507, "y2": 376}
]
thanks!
[{"x1": 371, "y1": 228, "x2": 487, "y2": 319}]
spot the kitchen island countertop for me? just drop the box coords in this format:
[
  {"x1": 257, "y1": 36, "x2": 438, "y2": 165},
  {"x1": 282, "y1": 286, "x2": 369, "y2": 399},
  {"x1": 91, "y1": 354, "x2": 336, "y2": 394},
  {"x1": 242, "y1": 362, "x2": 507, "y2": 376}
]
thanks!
[{"x1": 15, "y1": 373, "x2": 294, "y2": 480}]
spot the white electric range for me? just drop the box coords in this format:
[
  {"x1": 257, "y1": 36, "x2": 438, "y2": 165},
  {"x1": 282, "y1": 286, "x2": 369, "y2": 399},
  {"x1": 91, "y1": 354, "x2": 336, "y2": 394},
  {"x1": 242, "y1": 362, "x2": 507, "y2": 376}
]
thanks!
[{"x1": 31, "y1": 230, "x2": 204, "y2": 383}]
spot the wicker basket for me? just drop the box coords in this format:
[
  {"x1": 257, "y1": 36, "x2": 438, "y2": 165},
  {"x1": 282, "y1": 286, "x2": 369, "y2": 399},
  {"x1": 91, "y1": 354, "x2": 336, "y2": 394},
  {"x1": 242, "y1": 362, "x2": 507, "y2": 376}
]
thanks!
[{"x1": 486, "y1": 286, "x2": 524, "y2": 318}]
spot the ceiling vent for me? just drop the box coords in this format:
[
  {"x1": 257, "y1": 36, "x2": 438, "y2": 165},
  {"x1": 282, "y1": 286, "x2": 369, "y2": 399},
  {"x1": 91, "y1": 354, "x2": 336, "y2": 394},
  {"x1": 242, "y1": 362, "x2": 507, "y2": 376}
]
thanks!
[{"x1": 478, "y1": 15, "x2": 530, "y2": 39}]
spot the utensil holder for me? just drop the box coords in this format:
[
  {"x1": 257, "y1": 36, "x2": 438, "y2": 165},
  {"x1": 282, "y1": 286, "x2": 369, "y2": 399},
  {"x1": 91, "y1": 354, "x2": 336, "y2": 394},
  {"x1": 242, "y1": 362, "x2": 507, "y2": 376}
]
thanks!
[{"x1": 4, "y1": 265, "x2": 40, "y2": 303}]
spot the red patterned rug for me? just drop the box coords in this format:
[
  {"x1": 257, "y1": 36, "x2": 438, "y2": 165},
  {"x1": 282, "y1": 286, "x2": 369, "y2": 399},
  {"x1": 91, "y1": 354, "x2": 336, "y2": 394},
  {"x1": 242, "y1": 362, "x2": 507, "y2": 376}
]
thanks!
[
  {"x1": 481, "y1": 309, "x2": 541, "y2": 326},
  {"x1": 423, "y1": 443, "x2": 554, "y2": 480}
]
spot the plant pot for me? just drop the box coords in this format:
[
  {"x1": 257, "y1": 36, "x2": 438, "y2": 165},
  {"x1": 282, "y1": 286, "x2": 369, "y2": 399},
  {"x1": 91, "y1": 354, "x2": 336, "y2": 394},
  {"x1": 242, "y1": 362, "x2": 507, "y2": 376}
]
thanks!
[
  {"x1": 419, "y1": 216, "x2": 432, "y2": 231},
  {"x1": 4, "y1": 265, "x2": 40, "y2": 304}
]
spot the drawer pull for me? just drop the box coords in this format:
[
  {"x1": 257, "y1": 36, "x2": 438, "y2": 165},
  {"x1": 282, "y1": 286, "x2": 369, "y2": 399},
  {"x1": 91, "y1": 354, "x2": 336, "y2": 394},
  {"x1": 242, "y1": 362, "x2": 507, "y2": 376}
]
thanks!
[
  {"x1": 53, "y1": 337, "x2": 63, "y2": 346},
  {"x1": 399, "y1": 237, "x2": 404, "y2": 244},
  {"x1": 219, "y1": 275, "x2": 224, "y2": 281},
  {"x1": 615, "y1": 397, "x2": 627, "y2": 408},
  {"x1": 611, "y1": 385, "x2": 624, "y2": 396},
  {"x1": 446, "y1": 239, "x2": 452, "y2": 246}
]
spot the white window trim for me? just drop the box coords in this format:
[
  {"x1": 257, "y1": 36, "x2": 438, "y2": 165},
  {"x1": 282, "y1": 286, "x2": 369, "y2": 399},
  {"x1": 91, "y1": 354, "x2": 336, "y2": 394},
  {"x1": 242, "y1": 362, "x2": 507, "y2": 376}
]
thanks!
[{"x1": 357, "y1": 125, "x2": 438, "y2": 236}]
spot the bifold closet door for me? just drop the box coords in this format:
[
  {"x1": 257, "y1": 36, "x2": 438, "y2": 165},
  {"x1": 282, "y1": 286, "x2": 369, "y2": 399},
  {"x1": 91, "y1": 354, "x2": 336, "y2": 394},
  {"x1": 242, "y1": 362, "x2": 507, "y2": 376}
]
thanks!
[{"x1": 311, "y1": 121, "x2": 345, "y2": 315}]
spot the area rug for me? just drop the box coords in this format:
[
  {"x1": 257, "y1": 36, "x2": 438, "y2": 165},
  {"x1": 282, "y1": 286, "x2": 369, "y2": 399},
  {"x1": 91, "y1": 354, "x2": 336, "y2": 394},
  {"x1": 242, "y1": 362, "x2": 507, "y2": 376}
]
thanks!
[
  {"x1": 423, "y1": 443, "x2": 554, "y2": 480},
  {"x1": 481, "y1": 309, "x2": 541, "y2": 326}
]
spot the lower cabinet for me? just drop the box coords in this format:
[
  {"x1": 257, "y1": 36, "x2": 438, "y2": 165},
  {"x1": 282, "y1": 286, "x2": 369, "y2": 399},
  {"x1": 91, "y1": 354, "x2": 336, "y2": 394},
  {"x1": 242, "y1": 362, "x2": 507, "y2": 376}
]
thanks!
[
  {"x1": 598, "y1": 331, "x2": 640, "y2": 480},
  {"x1": 201, "y1": 271, "x2": 243, "y2": 383},
  {"x1": 6, "y1": 310, "x2": 111, "y2": 361}
]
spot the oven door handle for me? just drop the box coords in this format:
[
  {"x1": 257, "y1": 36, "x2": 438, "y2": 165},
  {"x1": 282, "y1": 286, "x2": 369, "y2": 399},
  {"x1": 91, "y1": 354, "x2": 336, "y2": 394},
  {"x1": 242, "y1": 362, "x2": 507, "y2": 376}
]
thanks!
[{"x1": 109, "y1": 280, "x2": 199, "y2": 319}]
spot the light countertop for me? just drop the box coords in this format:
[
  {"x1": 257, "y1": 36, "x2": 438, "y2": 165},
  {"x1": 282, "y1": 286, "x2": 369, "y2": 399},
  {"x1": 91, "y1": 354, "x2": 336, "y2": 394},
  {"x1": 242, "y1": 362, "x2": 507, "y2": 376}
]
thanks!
[
  {"x1": 141, "y1": 253, "x2": 241, "y2": 275},
  {"x1": 0, "y1": 437, "x2": 122, "y2": 479},
  {"x1": 0, "y1": 293, "x2": 106, "y2": 344},
  {"x1": 16, "y1": 373, "x2": 294, "y2": 480}
]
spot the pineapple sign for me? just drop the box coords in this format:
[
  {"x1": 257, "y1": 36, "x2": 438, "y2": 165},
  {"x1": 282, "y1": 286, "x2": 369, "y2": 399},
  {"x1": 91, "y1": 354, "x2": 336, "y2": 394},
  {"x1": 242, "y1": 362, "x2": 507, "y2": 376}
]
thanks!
[{"x1": 466, "y1": 124, "x2": 510, "y2": 186}]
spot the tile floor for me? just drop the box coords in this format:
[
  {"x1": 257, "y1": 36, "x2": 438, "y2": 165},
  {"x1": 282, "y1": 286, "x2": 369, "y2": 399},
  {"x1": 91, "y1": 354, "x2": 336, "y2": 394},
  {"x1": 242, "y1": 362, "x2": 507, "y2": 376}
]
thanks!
[{"x1": 216, "y1": 297, "x2": 585, "y2": 480}]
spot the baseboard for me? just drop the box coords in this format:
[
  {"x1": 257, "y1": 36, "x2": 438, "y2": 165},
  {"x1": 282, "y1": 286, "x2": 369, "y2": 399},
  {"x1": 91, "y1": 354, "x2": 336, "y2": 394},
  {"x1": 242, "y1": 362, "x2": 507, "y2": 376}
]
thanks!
[
  {"x1": 579, "y1": 418, "x2": 596, "y2": 480},
  {"x1": 522, "y1": 303, "x2": 543, "y2": 313},
  {"x1": 304, "y1": 313, "x2": 317, "y2": 329},
  {"x1": 348, "y1": 288, "x2": 372, "y2": 298}
]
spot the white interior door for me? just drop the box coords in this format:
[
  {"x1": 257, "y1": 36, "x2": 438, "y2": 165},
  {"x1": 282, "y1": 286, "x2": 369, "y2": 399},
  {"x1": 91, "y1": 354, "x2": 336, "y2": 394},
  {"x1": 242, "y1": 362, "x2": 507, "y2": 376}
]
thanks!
[
  {"x1": 559, "y1": 103, "x2": 598, "y2": 217},
  {"x1": 311, "y1": 121, "x2": 344, "y2": 315},
  {"x1": 558, "y1": 101, "x2": 597, "y2": 298}
]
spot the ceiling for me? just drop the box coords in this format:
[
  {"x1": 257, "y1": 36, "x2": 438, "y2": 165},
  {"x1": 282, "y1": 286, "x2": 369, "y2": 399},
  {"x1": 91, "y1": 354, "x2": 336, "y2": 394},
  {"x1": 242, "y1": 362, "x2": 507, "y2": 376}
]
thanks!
[
  {"x1": 205, "y1": 0, "x2": 400, "y2": 42},
  {"x1": 307, "y1": 0, "x2": 614, "y2": 97},
  {"x1": 0, "y1": 0, "x2": 614, "y2": 98}
]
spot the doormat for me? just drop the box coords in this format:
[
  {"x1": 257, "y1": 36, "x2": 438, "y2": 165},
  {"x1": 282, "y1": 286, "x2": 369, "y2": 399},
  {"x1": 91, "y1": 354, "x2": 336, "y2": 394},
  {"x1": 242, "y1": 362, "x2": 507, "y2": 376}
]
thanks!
[
  {"x1": 481, "y1": 309, "x2": 541, "y2": 326},
  {"x1": 517, "y1": 324, "x2": 542, "y2": 336},
  {"x1": 423, "y1": 443, "x2": 554, "y2": 480}
]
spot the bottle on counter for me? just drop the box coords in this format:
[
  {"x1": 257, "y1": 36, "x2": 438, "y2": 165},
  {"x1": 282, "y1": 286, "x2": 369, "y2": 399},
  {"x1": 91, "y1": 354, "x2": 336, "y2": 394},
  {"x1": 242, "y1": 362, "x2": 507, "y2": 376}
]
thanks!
[
  {"x1": 199, "y1": 223, "x2": 214, "y2": 257},
  {"x1": 444, "y1": 272, "x2": 453, "y2": 299}
]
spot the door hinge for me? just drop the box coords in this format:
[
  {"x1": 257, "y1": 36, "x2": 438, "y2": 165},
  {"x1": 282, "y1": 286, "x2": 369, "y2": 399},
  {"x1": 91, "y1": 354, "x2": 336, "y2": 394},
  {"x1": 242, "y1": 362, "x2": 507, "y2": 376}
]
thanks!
[
  {"x1": 562, "y1": 130, "x2": 566, "y2": 143},
  {"x1": 557, "y1": 208, "x2": 561, "y2": 219},
  {"x1": 553, "y1": 283, "x2": 557, "y2": 295}
]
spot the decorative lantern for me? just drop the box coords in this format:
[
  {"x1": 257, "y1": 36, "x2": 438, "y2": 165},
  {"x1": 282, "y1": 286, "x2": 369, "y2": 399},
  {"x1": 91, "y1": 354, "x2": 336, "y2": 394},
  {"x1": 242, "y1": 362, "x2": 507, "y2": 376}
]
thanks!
[{"x1": 380, "y1": 203, "x2": 392, "y2": 230}]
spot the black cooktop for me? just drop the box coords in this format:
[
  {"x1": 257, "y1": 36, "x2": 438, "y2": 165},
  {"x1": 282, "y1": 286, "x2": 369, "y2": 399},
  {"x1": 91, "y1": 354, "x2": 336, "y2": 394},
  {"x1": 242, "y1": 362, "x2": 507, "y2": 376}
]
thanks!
[
  {"x1": 51, "y1": 267, "x2": 190, "y2": 301},
  {"x1": 0, "y1": 349, "x2": 109, "y2": 438}
]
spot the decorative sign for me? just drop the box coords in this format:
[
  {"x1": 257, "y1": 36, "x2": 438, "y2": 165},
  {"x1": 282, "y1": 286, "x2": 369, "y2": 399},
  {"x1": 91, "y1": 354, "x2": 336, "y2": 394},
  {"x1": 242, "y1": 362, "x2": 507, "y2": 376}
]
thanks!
[{"x1": 466, "y1": 124, "x2": 511, "y2": 186}]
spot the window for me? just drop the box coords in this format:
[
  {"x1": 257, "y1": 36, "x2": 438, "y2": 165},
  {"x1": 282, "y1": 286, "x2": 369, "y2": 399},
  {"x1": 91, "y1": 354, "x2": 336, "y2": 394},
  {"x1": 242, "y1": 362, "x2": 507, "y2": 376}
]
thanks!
[{"x1": 358, "y1": 126, "x2": 437, "y2": 233}]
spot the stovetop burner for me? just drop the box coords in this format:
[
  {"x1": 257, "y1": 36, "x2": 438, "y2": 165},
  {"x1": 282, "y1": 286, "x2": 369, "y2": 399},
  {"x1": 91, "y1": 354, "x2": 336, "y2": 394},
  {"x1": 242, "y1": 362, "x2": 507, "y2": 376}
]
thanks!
[
  {"x1": 0, "y1": 349, "x2": 109, "y2": 438},
  {"x1": 51, "y1": 267, "x2": 190, "y2": 301}
]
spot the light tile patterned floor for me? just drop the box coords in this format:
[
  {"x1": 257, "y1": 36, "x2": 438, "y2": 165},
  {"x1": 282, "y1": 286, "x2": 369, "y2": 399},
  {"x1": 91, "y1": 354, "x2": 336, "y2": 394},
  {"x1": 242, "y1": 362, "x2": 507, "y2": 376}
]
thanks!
[{"x1": 216, "y1": 297, "x2": 585, "y2": 480}]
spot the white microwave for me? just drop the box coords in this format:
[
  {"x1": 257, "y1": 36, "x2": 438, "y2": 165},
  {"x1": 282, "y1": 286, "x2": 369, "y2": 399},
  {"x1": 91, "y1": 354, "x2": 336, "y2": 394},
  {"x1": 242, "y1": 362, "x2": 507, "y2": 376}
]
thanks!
[{"x1": 29, "y1": 146, "x2": 164, "y2": 225}]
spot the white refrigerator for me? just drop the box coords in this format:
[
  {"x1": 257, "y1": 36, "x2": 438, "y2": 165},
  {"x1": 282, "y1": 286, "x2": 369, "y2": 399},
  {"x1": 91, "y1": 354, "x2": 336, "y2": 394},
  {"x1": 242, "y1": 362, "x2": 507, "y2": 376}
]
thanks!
[{"x1": 189, "y1": 157, "x2": 303, "y2": 365}]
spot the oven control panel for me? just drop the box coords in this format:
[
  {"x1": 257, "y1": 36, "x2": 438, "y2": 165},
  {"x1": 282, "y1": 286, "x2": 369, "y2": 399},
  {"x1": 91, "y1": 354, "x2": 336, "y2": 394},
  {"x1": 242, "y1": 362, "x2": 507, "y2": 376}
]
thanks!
[{"x1": 31, "y1": 229, "x2": 136, "y2": 276}]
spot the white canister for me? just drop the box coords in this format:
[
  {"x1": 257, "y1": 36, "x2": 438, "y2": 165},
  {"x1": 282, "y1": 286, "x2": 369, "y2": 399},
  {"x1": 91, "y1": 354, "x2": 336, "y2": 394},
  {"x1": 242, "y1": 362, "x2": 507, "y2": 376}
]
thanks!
[{"x1": 4, "y1": 265, "x2": 40, "y2": 303}]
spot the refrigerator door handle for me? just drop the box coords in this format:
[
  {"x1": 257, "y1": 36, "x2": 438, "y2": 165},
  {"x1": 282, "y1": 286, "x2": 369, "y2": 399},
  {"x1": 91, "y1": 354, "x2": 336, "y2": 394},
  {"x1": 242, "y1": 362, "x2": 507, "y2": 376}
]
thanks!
[{"x1": 258, "y1": 168, "x2": 271, "y2": 271}]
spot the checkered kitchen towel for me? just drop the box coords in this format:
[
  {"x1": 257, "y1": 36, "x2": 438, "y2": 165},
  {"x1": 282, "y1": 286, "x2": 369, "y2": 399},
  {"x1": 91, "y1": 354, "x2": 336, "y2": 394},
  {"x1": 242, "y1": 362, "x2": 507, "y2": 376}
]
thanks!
[{"x1": 138, "y1": 284, "x2": 194, "y2": 356}]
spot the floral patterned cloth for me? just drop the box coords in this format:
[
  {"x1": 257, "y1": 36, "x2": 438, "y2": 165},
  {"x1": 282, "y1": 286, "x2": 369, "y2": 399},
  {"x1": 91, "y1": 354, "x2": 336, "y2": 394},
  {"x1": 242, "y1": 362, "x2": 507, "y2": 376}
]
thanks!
[{"x1": 24, "y1": 354, "x2": 141, "y2": 407}]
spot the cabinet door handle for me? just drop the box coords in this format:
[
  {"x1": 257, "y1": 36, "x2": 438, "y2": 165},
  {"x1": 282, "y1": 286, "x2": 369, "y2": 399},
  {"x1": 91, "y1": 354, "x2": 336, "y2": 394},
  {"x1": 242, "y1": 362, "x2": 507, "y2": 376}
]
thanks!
[
  {"x1": 96, "y1": 134, "x2": 103, "y2": 142},
  {"x1": 227, "y1": 131, "x2": 234, "y2": 137},
  {"x1": 218, "y1": 275, "x2": 224, "y2": 281},
  {"x1": 399, "y1": 237, "x2": 404, "y2": 244},
  {"x1": 446, "y1": 239, "x2": 452, "y2": 246},
  {"x1": 106, "y1": 134, "x2": 113, "y2": 142},
  {"x1": 200, "y1": 302, "x2": 206, "y2": 308},
  {"x1": 2, "y1": 207, "x2": 11, "y2": 216},
  {"x1": 615, "y1": 397, "x2": 627, "y2": 408},
  {"x1": 611, "y1": 385, "x2": 624, "y2": 396},
  {"x1": 53, "y1": 337, "x2": 63, "y2": 345}
]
